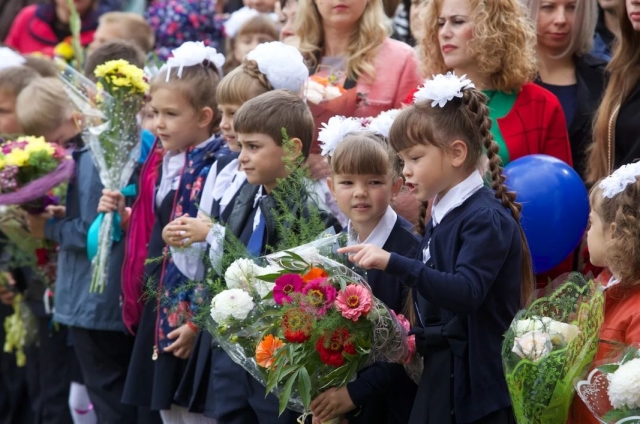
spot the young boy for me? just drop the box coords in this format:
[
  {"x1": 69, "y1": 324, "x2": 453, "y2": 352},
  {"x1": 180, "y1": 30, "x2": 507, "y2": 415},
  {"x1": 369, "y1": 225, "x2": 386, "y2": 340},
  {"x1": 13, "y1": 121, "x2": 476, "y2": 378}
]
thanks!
[
  {"x1": 20, "y1": 78, "x2": 146, "y2": 423},
  {"x1": 84, "y1": 39, "x2": 146, "y2": 78},
  {"x1": 168, "y1": 90, "x2": 341, "y2": 423},
  {"x1": 88, "y1": 11, "x2": 155, "y2": 55}
]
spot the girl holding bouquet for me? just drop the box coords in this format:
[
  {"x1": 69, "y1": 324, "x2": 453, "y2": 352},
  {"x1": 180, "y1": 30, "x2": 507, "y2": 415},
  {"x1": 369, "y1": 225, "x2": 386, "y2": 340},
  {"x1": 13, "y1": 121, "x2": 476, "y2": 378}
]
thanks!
[
  {"x1": 312, "y1": 130, "x2": 419, "y2": 423},
  {"x1": 569, "y1": 163, "x2": 640, "y2": 424},
  {"x1": 340, "y1": 74, "x2": 534, "y2": 424},
  {"x1": 118, "y1": 42, "x2": 228, "y2": 424}
]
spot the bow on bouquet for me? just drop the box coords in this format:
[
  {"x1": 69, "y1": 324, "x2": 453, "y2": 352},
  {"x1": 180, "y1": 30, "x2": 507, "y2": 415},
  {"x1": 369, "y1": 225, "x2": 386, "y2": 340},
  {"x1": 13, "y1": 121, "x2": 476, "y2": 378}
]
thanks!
[
  {"x1": 576, "y1": 345, "x2": 640, "y2": 424},
  {"x1": 206, "y1": 235, "x2": 417, "y2": 418},
  {"x1": 57, "y1": 59, "x2": 148, "y2": 293},
  {"x1": 501, "y1": 273, "x2": 604, "y2": 424},
  {"x1": 0, "y1": 136, "x2": 74, "y2": 214}
]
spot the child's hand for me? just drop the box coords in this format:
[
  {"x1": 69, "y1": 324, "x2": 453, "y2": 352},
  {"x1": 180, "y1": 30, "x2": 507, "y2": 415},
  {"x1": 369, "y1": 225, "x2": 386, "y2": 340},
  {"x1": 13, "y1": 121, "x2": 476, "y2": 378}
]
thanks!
[
  {"x1": 97, "y1": 189, "x2": 125, "y2": 215},
  {"x1": 45, "y1": 205, "x2": 66, "y2": 218},
  {"x1": 0, "y1": 272, "x2": 16, "y2": 305},
  {"x1": 163, "y1": 324, "x2": 197, "y2": 359},
  {"x1": 310, "y1": 387, "x2": 356, "y2": 423},
  {"x1": 163, "y1": 214, "x2": 212, "y2": 247},
  {"x1": 338, "y1": 244, "x2": 391, "y2": 270},
  {"x1": 27, "y1": 211, "x2": 52, "y2": 238}
]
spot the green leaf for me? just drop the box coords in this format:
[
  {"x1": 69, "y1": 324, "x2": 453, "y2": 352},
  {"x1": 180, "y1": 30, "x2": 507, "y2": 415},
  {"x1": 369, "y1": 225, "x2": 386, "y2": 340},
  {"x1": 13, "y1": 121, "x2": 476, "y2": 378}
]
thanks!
[
  {"x1": 597, "y1": 364, "x2": 620, "y2": 374},
  {"x1": 622, "y1": 346, "x2": 639, "y2": 364},
  {"x1": 278, "y1": 369, "x2": 299, "y2": 415},
  {"x1": 298, "y1": 367, "x2": 312, "y2": 409},
  {"x1": 256, "y1": 273, "x2": 283, "y2": 282},
  {"x1": 283, "y1": 250, "x2": 308, "y2": 265},
  {"x1": 603, "y1": 408, "x2": 640, "y2": 423}
]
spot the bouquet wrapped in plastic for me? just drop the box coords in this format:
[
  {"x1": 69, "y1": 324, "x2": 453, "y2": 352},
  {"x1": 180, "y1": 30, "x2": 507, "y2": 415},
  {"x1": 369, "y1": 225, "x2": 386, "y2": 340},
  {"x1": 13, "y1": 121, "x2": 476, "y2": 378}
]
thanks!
[
  {"x1": 57, "y1": 59, "x2": 148, "y2": 293},
  {"x1": 576, "y1": 345, "x2": 640, "y2": 424},
  {"x1": 206, "y1": 235, "x2": 417, "y2": 418},
  {"x1": 501, "y1": 273, "x2": 605, "y2": 424},
  {"x1": 0, "y1": 136, "x2": 74, "y2": 214}
]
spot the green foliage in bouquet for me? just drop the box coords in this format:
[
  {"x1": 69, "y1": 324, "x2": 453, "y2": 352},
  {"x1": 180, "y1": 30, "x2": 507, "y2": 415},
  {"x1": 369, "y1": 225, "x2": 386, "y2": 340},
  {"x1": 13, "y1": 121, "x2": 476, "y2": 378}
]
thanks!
[{"x1": 502, "y1": 273, "x2": 605, "y2": 424}]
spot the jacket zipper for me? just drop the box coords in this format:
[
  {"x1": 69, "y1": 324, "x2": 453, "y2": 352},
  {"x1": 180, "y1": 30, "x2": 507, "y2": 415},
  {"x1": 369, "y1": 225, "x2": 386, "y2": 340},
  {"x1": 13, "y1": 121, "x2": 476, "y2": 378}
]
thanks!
[{"x1": 153, "y1": 152, "x2": 188, "y2": 361}]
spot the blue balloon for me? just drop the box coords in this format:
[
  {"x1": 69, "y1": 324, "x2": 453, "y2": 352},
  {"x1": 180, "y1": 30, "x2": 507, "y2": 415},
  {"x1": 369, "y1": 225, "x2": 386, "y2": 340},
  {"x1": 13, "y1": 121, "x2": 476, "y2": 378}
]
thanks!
[{"x1": 503, "y1": 154, "x2": 589, "y2": 274}]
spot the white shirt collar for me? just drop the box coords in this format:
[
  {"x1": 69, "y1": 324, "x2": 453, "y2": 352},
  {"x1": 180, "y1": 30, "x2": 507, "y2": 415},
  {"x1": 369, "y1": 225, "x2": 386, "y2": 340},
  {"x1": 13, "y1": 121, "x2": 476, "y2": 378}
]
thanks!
[
  {"x1": 347, "y1": 206, "x2": 397, "y2": 248},
  {"x1": 432, "y1": 170, "x2": 484, "y2": 226}
]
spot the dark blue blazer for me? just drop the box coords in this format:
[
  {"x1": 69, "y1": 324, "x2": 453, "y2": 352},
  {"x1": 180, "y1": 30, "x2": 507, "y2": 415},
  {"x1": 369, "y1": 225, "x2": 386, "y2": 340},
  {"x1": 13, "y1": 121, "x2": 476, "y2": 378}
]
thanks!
[
  {"x1": 346, "y1": 216, "x2": 419, "y2": 424},
  {"x1": 386, "y1": 187, "x2": 522, "y2": 423}
]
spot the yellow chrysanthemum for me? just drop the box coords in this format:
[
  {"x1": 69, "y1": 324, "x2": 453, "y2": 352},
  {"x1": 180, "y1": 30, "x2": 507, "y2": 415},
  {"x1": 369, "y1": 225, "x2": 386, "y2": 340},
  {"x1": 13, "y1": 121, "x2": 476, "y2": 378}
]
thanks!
[
  {"x1": 24, "y1": 140, "x2": 54, "y2": 156},
  {"x1": 0, "y1": 156, "x2": 5, "y2": 170},
  {"x1": 94, "y1": 60, "x2": 149, "y2": 95},
  {"x1": 4, "y1": 149, "x2": 30, "y2": 167}
]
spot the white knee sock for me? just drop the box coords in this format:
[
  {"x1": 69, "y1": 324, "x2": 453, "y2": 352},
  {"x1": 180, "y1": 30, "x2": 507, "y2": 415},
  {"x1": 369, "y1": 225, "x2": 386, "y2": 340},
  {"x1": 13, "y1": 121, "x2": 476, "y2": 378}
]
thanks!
[
  {"x1": 160, "y1": 404, "x2": 218, "y2": 424},
  {"x1": 68, "y1": 382, "x2": 97, "y2": 424}
]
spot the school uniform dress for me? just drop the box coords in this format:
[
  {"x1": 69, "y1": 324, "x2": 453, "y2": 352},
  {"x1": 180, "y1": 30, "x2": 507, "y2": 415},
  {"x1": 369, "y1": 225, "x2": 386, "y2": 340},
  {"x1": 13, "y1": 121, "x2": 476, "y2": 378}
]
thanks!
[
  {"x1": 385, "y1": 171, "x2": 521, "y2": 424},
  {"x1": 121, "y1": 136, "x2": 225, "y2": 413},
  {"x1": 344, "y1": 207, "x2": 419, "y2": 424},
  {"x1": 569, "y1": 270, "x2": 640, "y2": 424}
]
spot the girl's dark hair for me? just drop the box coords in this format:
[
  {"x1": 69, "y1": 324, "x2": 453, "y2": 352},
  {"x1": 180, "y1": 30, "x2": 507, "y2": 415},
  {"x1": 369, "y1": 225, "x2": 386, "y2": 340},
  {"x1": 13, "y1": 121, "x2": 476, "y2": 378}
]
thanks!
[{"x1": 388, "y1": 88, "x2": 535, "y2": 305}]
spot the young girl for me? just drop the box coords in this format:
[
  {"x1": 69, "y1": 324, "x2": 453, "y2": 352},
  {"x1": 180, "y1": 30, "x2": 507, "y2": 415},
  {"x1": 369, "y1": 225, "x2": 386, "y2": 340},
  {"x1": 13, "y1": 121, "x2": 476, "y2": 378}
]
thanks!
[
  {"x1": 162, "y1": 41, "x2": 309, "y2": 422},
  {"x1": 222, "y1": 11, "x2": 279, "y2": 75},
  {"x1": 115, "y1": 41, "x2": 228, "y2": 424},
  {"x1": 311, "y1": 129, "x2": 419, "y2": 424},
  {"x1": 340, "y1": 73, "x2": 534, "y2": 424},
  {"x1": 569, "y1": 163, "x2": 640, "y2": 424}
]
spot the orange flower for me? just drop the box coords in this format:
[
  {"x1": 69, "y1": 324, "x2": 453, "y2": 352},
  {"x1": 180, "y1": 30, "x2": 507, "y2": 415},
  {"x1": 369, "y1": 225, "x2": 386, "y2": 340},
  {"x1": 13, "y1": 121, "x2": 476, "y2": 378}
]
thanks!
[
  {"x1": 302, "y1": 267, "x2": 328, "y2": 283},
  {"x1": 255, "y1": 334, "x2": 284, "y2": 369},
  {"x1": 310, "y1": 75, "x2": 330, "y2": 86}
]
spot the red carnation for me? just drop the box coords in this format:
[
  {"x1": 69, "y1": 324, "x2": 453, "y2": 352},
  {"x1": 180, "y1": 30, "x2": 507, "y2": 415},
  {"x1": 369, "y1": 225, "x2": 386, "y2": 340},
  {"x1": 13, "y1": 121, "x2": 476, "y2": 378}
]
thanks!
[
  {"x1": 315, "y1": 328, "x2": 355, "y2": 367},
  {"x1": 281, "y1": 308, "x2": 313, "y2": 343}
]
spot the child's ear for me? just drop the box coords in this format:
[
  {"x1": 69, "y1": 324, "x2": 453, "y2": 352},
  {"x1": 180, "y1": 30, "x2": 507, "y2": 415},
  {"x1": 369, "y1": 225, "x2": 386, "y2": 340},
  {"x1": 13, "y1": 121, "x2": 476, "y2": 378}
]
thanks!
[
  {"x1": 71, "y1": 110, "x2": 83, "y2": 130},
  {"x1": 198, "y1": 107, "x2": 215, "y2": 128},
  {"x1": 449, "y1": 139, "x2": 468, "y2": 168},
  {"x1": 326, "y1": 177, "x2": 335, "y2": 197},
  {"x1": 287, "y1": 137, "x2": 304, "y2": 157},
  {"x1": 391, "y1": 177, "x2": 403, "y2": 198},
  {"x1": 608, "y1": 222, "x2": 617, "y2": 239}
]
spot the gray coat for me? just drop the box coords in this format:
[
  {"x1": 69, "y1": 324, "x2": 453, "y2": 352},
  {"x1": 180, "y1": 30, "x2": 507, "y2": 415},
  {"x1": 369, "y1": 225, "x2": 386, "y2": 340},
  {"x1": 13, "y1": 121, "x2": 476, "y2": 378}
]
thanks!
[{"x1": 45, "y1": 147, "x2": 126, "y2": 332}]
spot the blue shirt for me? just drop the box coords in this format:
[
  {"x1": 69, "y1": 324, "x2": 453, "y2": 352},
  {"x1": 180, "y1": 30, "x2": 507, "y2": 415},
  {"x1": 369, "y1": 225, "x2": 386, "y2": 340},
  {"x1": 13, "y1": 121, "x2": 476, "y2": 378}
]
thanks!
[{"x1": 539, "y1": 81, "x2": 578, "y2": 128}]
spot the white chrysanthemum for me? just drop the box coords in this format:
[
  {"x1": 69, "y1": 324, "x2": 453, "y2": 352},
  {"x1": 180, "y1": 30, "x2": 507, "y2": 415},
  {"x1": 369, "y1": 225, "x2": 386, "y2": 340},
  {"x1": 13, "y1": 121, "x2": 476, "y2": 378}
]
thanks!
[
  {"x1": 599, "y1": 162, "x2": 640, "y2": 199},
  {"x1": 367, "y1": 109, "x2": 400, "y2": 138},
  {"x1": 305, "y1": 80, "x2": 325, "y2": 104},
  {"x1": 210, "y1": 289, "x2": 255, "y2": 323},
  {"x1": 514, "y1": 316, "x2": 580, "y2": 345},
  {"x1": 164, "y1": 41, "x2": 225, "y2": 81},
  {"x1": 608, "y1": 358, "x2": 640, "y2": 409},
  {"x1": 414, "y1": 72, "x2": 475, "y2": 108},
  {"x1": 246, "y1": 41, "x2": 309, "y2": 94},
  {"x1": 318, "y1": 116, "x2": 365, "y2": 157},
  {"x1": 223, "y1": 7, "x2": 260, "y2": 38},
  {"x1": 224, "y1": 258, "x2": 260, "y2": 291}
]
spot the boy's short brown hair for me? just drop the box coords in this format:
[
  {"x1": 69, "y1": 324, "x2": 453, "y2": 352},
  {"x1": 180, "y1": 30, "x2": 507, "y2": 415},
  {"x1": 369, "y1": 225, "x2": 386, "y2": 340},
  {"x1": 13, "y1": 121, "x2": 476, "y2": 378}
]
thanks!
[
  {"x1": 23, "y1": 55, "x2": 59, "y2": 77},
  {"x1": 233, "y1": 90, "x2": 314, "y2": 158},
  {"x1": 16, "y1": 78, "x2": 73, "y2": 136},
  {"x1": 99, "y1": 12, "x2": 155, "y2": 53},
  {"x1": 85, "y1": 40, "x2": 146, "y2": 80},
  {"x1": 0, "y1": 66, "x2": 40, "y2": 95}
]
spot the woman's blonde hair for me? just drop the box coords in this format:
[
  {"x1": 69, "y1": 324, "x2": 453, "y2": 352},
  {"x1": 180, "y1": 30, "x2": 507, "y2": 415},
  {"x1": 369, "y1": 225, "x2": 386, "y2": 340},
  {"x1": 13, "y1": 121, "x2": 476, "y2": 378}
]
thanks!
[
  {"x1": 586, "y1": 1, "x2": 640, "y2": 185},
  {"x1": 223, "y1": 15, "x2": 280, "y2": 75},
  {"x1": 590, "y1": 180, "x2": 640, "y2": 285},
  {"x1": 523, "y1": 0, "x2": 597, "y2": 58},
  {"x1": 388, "y1": 88, "x2": 535, "y2": 305},
  {"x1": 329, "y1": 132, "x2": 402, "y2": 179},
  {"x1": 295, "y1": 0, "x2": 391, "y2": 81},
  {"x1": 217, "y1": 58, "x2": 274, "y2": 106},
  {"x1": 421, "y1": 0, "x2": 538, "y2": 92}
]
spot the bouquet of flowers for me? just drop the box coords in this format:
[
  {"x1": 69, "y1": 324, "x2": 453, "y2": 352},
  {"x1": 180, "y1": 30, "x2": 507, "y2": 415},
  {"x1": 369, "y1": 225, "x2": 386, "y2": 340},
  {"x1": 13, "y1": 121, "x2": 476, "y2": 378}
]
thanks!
[
  {"x1": 207, "y1": 235, "x2": 417, "y2": 419},
  {"x1": 305, "y1": 75, "x2": 346, "y2": 105},
  {"x1": 576, "y1": 345, "x2": 640, "y2": 424},
  {"x1": 501, "y1": 273, "x2": 604, "y2": 424},
  {"x1": 58, "y1": 59, "x2": 148, "y2": 293},
  {"x1": 0, "y1": 136, "x2": 74, "y2": 214}
]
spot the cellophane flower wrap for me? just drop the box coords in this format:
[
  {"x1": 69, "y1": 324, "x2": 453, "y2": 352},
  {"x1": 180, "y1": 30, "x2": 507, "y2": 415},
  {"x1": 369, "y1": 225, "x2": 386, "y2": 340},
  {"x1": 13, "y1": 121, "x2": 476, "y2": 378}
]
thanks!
[
  {"x1": 58, "y1": 59, "x2": 148, "y2": 293},
  {"x1": 206, "y1": 235, "x2": 417, "y2": 416},
  {"x1": 576, "y1": 345, "x2": 640, "y2": 424},
  {"x1": 0, "y1": 136, "x2": 74, "y2": 214},
  {"x1": 501, "y1": 273, "x2": 604, "y2": 424}
]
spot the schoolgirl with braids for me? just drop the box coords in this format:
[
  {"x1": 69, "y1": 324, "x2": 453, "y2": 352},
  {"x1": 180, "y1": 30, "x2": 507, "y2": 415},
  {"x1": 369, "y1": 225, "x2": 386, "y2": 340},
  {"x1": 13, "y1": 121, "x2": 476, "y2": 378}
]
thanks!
[
  {"x1": 570, "y1": 162, "x2": 640, "y2": 424},
  {"x1": 340, "y1": 73, "x2": 534, "y2": 424}
]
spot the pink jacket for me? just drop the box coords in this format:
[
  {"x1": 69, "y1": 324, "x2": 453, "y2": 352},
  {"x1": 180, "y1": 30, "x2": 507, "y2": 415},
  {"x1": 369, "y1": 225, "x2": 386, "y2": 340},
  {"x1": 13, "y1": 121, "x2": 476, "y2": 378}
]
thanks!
[{"x1": 309, "y1": 38, "x2": 422, "y2": 153}]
